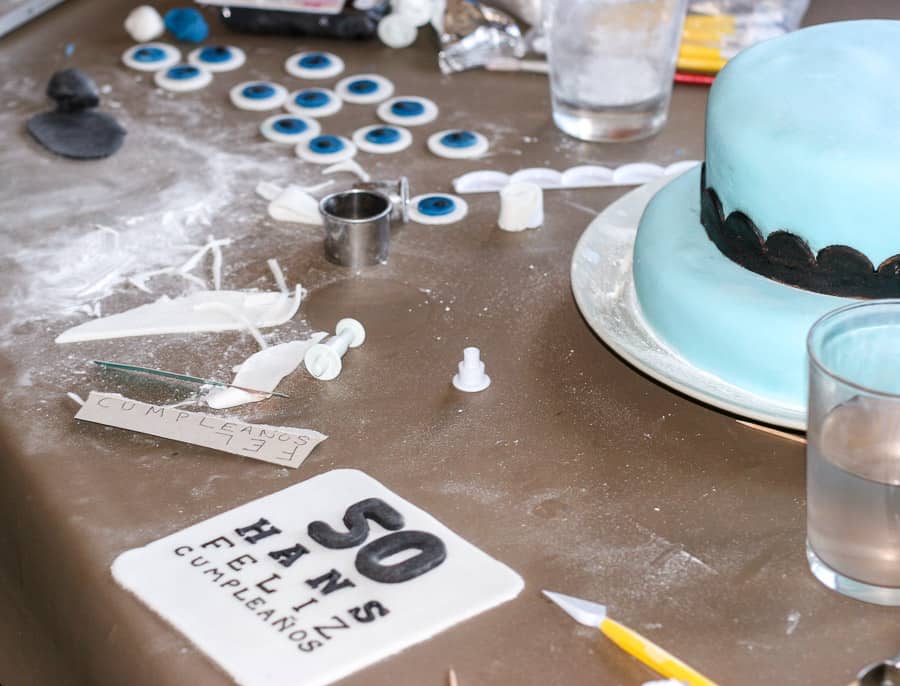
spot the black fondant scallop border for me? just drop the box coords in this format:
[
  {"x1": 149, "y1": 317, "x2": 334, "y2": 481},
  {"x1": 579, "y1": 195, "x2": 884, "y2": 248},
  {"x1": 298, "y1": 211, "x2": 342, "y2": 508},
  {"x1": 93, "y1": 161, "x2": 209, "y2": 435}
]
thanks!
[{"x1": 700, "y1": 165, "x2": 900, "y2": 298}]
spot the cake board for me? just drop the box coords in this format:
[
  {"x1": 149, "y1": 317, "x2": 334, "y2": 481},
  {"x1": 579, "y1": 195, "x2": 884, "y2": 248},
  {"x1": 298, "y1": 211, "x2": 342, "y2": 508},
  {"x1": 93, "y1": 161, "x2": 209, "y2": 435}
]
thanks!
[{"x1": 570, "y1": 173, "x2": 807, "y2": 431}]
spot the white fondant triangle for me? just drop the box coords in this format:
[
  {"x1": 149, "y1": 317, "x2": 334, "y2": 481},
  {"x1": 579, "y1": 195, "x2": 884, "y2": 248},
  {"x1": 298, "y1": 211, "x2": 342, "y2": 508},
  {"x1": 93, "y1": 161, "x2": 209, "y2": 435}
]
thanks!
[{"x1": 56, "y1": 287, "x2": 304, "y2": 343}]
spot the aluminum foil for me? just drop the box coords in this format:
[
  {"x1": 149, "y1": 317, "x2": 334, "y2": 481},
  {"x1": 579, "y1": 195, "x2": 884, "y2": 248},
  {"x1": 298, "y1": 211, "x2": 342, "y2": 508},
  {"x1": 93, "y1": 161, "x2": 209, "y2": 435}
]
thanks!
[{"x1": 436, "y1": 0, "x2": 528, "y2": 74}]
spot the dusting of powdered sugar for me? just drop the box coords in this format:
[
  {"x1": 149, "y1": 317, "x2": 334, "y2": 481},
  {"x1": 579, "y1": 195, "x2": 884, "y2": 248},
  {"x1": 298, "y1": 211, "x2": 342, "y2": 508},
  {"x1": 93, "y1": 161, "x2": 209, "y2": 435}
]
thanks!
[{"x1": 0, "y1": 63, "x2": 320, "y2": 338}]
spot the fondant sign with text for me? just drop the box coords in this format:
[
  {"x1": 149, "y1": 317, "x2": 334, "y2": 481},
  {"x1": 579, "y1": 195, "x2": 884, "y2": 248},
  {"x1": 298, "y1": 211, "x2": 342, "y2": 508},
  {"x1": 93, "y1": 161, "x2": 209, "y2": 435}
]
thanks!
[{"x1": 112, "y1": 469, "x2": 524, "y2": 686}]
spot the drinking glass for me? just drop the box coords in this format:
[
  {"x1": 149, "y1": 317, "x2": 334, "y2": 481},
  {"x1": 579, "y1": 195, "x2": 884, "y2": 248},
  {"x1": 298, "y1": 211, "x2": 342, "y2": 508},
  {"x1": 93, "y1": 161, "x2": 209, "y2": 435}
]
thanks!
[
  {"x1": 806, "y1": 300, "x2": 900, "y2": 605},
  {"x1": 544, "y1": 0, "x2": 688, "y2": 142}
]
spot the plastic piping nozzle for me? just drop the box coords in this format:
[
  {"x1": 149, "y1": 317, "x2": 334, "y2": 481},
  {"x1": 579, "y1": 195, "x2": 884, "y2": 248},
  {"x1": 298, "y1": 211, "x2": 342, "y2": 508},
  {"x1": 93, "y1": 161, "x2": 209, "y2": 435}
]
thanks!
[
  {"x1": 304, "y1": 318, "x2": 366, "y2": 381},
  {"x1": 452, "y1": 346, "x2": 491, "y2": 392}
]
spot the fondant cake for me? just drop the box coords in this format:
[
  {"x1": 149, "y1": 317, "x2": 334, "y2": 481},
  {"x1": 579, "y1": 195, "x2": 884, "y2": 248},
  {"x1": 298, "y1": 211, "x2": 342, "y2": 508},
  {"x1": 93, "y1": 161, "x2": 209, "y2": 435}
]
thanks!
[{"x1": 633, "y1": 20, "x2": 900, "y2": 412}]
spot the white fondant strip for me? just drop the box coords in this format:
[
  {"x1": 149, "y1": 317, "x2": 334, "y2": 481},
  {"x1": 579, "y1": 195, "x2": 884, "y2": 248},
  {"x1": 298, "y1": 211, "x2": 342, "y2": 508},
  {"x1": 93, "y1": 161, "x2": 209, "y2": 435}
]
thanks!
[
  {"x1": 453, "y1": 161, "x2": 701, "y2": 194},
  {"x1": 267, "y1": 259, "x2": 289, "y2": 295},
  {"x1": 322, "y1": 159, "x2": 370, "y2": 182},
  {"x1": 55, "y1": 288, "x2": 304, "y2": 343},
  {"x1": 266, "y1": 186, "x2": 323, "y2": 225},
  {"x1": 194, "y1": 301, "x2": 270, "y2": 350},
  {"x1": 206, "y1": 333, "x2": 327, "y2": 409},
  {"x1": 76, "y1": 392, "x2": 325, "y2": 468},
  {"x1": 111, "y1": 469, "x2": 523, "y2": 686}
]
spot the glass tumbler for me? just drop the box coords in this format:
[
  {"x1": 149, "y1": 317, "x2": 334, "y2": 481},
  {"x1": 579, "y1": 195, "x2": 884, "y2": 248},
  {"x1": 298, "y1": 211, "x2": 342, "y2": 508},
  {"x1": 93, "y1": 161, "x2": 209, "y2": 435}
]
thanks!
[
  {"x1": 544, "y1": 0, "x2": 688, "y2": 142},
  {"x1": 806, "y1": 300, "x2": 900, "y2": 605}
]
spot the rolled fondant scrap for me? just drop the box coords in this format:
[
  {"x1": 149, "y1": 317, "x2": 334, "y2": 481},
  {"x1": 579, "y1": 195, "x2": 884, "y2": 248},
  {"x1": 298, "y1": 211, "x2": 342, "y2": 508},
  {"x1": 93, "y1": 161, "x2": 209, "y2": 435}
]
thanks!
[
  {"x1": 27, "y1": 110, "x2": 126, "y2": 160},
  {"x1": 164, "y1": 7, "x2": 208, "y2": 43},
  {"x1": 26, "y1": 68, "x2": 126, "y2": 160}
]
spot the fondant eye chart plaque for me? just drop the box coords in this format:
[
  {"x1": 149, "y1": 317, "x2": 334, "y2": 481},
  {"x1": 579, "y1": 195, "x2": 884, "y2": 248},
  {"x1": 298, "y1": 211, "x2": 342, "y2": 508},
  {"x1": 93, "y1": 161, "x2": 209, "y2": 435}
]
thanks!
[{"x1": 112, "y1": 469, "x2": 524, "y2": 686}]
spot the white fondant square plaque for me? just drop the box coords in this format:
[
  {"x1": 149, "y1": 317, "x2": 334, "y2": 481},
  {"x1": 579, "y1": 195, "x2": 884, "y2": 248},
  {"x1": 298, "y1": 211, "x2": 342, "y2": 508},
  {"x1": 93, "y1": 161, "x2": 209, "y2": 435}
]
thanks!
[{"x1": 112, "y1": 469, "x2": 524, "y2": 686}]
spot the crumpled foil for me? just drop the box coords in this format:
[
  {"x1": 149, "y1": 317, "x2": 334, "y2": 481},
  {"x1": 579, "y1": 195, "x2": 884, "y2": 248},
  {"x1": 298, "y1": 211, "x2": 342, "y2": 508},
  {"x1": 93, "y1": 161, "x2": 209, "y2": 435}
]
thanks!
[{"x1": 436, "y1": 0, "x2": 528, "y2": 74}]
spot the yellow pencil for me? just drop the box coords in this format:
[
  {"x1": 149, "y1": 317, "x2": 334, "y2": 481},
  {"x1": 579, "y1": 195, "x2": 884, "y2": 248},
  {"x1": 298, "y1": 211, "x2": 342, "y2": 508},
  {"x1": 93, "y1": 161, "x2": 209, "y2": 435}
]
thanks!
[
  {"x1": 681, "y1": 26, "x2": 736, "y2": 44},
  {"x1": 679, "y1": 43, "x2": 738, "y2": 61},
  {"x1": 676, "y1": 54, "x2": 729, "y2": 74},
  {"x1": 544, "y1": 590, "x2": 720, "y2": 686}
]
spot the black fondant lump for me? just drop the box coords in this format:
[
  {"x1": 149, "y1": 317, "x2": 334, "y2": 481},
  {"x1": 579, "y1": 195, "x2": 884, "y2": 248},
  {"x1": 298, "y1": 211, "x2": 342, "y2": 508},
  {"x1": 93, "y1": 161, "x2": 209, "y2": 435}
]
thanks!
[
  {"x1": 47, "y1": 68, "x2": 100, "y2": 112},
  {"x1": 699, "y1": 164, "x2": 900, "y2": 298},
  {"x1": 27, "y1": 68, "x2": 126, "y2": 160}
]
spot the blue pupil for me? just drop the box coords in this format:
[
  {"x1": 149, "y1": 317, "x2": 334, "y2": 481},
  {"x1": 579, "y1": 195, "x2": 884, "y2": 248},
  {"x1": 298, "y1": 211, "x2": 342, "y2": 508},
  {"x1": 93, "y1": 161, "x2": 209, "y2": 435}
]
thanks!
[
  {"x1": 309, "y1": 135, "x2": 344, "y2": 154},
  {"x1": 296, "y1": 91, "x2": 329, "y2": 108},
  {"x1": 349, "y1": 79, "x2": 378, "y2": 94},
  {"x1": 418, "y1": 196, "x2": 455, "y2": 216},
  {"x1": 391, "y1": 100, "x2": 425, "y2": 117},
  {"x1": 134, "y1": 46, "x2": 165, "y2": 62},
  {"x1": 365, "y1": 127, "x2": 400, "y2": 145},
  {"x1": 167, "y1": 65, "x2": 200, "y2": 80},
  {"x1": 440, "y1": 131, "x2": 477, "y2": 148},
  {"x1": 273, "y1": 118, "x2": 307, "y2": 134},
  {"x1": 199, "y1": 46, "x2": 231, "y2": 63},
  {"x1": 243, "y1": 83, "x2": 275, "y2": 99},
  {"x1": 299, "y1": 54, "x2": 331, "y2": 69}
]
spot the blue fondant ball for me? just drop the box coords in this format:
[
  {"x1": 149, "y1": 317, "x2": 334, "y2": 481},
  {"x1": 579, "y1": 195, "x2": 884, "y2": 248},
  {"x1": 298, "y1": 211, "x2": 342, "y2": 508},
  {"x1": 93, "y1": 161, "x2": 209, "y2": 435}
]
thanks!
[{"x1": 164, "y1": 8, "x2": 209, "y2": 43}]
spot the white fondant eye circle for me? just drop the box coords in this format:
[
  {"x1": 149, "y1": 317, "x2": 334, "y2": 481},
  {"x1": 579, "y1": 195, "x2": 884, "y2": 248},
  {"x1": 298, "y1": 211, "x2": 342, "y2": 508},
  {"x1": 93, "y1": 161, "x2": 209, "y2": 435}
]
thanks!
[
  {"x1": 408, "y1": 193, "x2": 468, "y2": 225},
  {"x1": 376, "y1": 96, "x2": 439, "y2": 126},
  {"x1": 427, "y1": 129, "x2": 489, "y2": 159},
  {"x1": 284, "y1": 51, "x2": 345, "y2": 79},
  {"x1": 296, "y1": 135, "x2": 357, "y2": 164},
  {"x1": 154, "y1": 64, "x2": 213, "y2": 92},
  {"x1": 284, "y1": 88, "x2": 342, "y2": 117},
  {"x1": 187, "y1": 45, "x2": 246, "y2": 72},
  {"x1": 335, "y1": 74, "x2": 395, "y2": 104},
  {"x1": 352, "y1": 124, "x2": 412, "y2": 154},
  {"x1": 260, "y1": 114, "x2": 321, "y2": 144},
  {"x1": 229, "y1": 81, "x2": 288, "y2": 111},
  {"x1": 122, "y1": 42, "x2": 181, "y2": 71}
]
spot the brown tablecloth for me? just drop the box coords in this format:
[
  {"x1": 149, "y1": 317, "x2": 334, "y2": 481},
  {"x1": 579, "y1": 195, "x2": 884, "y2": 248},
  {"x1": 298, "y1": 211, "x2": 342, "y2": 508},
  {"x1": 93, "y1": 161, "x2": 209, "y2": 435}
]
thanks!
[{"x1": 0, "y1": 1, "x2": 897, "y2": 684}]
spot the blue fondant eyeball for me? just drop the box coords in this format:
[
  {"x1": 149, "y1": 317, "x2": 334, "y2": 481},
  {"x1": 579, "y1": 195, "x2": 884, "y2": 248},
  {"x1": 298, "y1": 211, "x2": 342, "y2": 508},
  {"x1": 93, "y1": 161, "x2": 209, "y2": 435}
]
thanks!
[
  {"x1": 335, "y1": 73, "x2": 395, "y2": 104},
  {"x1": 284, "y1": 51, "x2": 345, "y2": 79},
  {"x1": 230, "y1": 81, "x2": 289, "y2": 111},
  {"x1": 188, "y1": 45, "x2": 246, "y2": 72},
  {"x1": 260, "y1": 113, "x2": 321, "y2": 144},
  {"x1": 122, "y1": 42, "x2": 181, "y2": 72},
  {"x1": 377, "y1": 95, "x2": 439, "y2": 126},
  {"x1": 284, "y1": 88, "x2": 342, "y2": 118},
  {"x1": 409, "y1": 193, "x2": 469, "y2": 225},
  {"x1": 427, "y1": 129, "x2": 489, "y2": 159},
  {"x1": 154, "y1": 63, "x2": 213, "y2": 92},
  {"x1": 352, "y1": 124, "x2": 412, "y2": 154},
  {"x1": 296, "y1": 134, "x2": 357, "y2": 164}
]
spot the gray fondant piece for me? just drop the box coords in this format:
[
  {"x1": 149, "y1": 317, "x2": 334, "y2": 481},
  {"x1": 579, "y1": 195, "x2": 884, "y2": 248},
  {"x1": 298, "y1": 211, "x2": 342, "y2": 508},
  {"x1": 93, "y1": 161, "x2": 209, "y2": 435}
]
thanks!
[
  {"x1": 47, "y1": 68, "x2": 99, "y2": 112},
  {"x1": 27, "y1": 110, "x2": 126, "y2": 159},
  {"x1": 27, "y1": 68, "x2": 126, "y2": 160}
]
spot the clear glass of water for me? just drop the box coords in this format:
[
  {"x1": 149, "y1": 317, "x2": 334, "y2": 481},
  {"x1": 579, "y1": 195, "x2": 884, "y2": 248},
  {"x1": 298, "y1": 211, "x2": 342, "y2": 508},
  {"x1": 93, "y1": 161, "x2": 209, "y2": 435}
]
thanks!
[
  {"x1": 806, "y1": 301, "x2": 900, "y2": 605},
  {"x1": 544, "y1": 0, "x2": 688, "y2": 142}
]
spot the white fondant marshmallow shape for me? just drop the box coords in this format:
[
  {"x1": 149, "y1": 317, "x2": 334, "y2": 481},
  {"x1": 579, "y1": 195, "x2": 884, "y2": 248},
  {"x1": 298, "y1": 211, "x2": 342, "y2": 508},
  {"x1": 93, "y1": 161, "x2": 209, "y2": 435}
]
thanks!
[
  {"x1": 498, "y1": 182, "x2": 543, "y2": 231},
  {"x1": 124, "y1": 6, "x2": 165, "y2": 42}
]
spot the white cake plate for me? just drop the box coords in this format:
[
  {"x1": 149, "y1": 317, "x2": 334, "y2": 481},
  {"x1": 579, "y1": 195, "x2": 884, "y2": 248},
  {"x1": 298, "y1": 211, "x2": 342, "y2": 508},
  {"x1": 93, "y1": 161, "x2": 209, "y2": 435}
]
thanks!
[{"x1": 570, "y1": 176, "x2": 806, "y2": 431}]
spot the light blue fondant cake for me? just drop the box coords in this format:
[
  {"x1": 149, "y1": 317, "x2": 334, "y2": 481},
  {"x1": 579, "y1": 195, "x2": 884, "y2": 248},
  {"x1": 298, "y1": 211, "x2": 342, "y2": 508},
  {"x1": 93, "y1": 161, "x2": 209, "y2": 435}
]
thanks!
[{"x1": 633, "y1": 20, "x2": 900, "y2": 412}]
